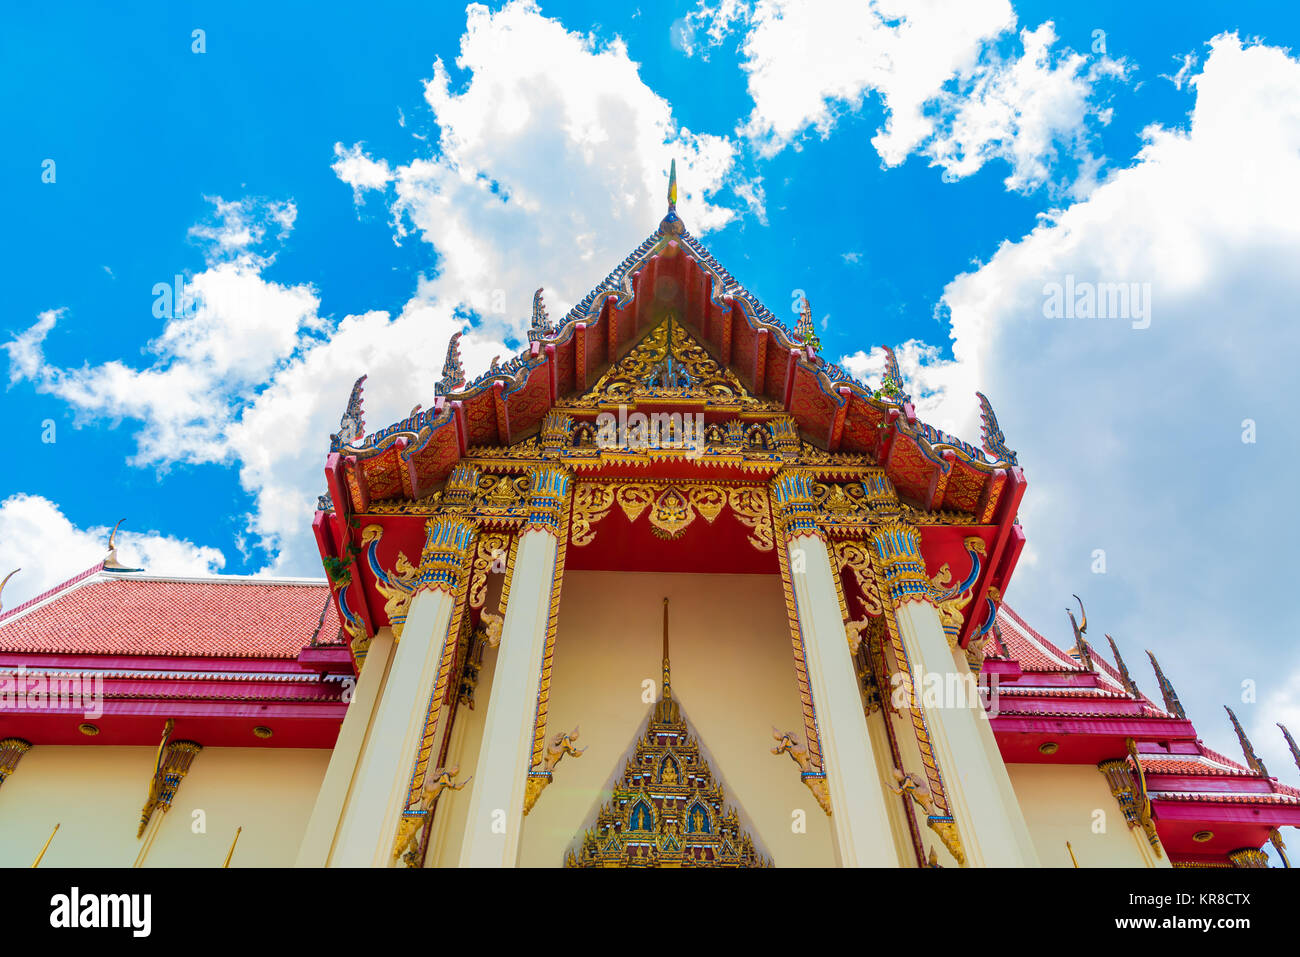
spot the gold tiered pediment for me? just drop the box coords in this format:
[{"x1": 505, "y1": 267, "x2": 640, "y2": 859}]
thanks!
[
  {"x1": 565, "y1": 599, "x2": 770, "y2": 868},
  {"x1": 569, "y1": 316, "x2": 772, "y2": 409}
]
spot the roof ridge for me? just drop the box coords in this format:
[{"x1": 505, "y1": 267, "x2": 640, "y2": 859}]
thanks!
[{"x1": 0, "y1": 561, "x2": 105, "y2": 625}]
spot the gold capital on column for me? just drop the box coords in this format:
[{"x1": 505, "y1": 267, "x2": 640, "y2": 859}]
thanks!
[
  {"x1": 415, "y1": 514, "x2": 478, "y2": 599},
  {"x1": 868, "y1": 521, "x2": 930, "y2": 607},
  {"x1": 522, "y1": 464, "x2": 572, "y2": 537}
]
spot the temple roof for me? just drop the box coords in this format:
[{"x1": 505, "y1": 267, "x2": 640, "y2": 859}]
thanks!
[
  {"x1": 320, "y1": 185, "x2": 1021, "y2": 517},
  {"x1": 0, "y1": 567, "x2": 333, "y2": 659}
]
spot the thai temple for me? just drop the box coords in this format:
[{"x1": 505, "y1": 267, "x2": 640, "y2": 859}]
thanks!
[{"x1": 1, "y1": 170, "x2": 1297, "y2": 869}]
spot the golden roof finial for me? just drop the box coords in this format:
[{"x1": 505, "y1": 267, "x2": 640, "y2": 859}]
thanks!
[
  {"x1": 661, "y1": 597, "x2": 672, "y2": 701},
  {"x1": 658, "y1": 160, "x2": 684, "y2": 237},
  {"x1": 0, "y1": 569, "x2": 19, "y2": 615},
  {"x1": 103, "y1": 519, "x2": 143, "y2": 573}
]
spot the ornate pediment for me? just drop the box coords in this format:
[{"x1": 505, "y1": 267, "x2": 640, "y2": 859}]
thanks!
[
  {"x1": 567, "y1": 315, "x2": 773, "y2": 410},
  {"x1": 566, "y1": 600, "x2": 770, "y2": 868}
]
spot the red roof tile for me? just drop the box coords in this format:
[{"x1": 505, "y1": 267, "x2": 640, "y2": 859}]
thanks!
[{"x1": 0, "y1": 572, "x2": 331, "y2": 659}]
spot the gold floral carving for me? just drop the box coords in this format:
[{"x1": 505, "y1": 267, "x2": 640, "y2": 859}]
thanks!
[
  {"x1": 570, "y1": 480, "x2": 773, "y2": 550},
  {"x1": 468, "y1": 531, "x2": 512, "y2": 610},
  {"x1": 573, "y1": 315, "x2": 771, "y2": 409}
]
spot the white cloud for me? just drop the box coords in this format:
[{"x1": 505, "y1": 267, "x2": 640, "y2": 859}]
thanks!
[
  {"x1": 0, "y1": 494, "x2": 225, "y2": 609},
  {"x1": 332, "y1": 142, "x2": 393, "y2": 200},
  {"x1": 359, "y1": 0, "x2": 745, "y2": 340},
  {"x1": 675, "y1": 0, "x2": 751, "y2": 58},
  {"x1": 843, "y1": 34, "x2": 1300, "y2": 770},
  {"x1": 730, "y1": 0, "x2": 1125, "y2": 195},
  {"x1": 925, "y1": 22, "x2": 1129, "y2": 197},
  {"x1": 3, "y1": 308, "x2": 61, "y2": 384},
  {"x1": 6, "y1": 2, "x2": 750, "y2": 579}
]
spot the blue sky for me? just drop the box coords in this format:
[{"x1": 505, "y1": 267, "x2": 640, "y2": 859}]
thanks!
[{"x1": 4, "y1": 1, "x2": 1300, "y2": 816}]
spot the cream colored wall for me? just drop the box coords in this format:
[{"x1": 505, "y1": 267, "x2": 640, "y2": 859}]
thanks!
[
  {"x1": 0, "y1": 745, "x2": 329, "y2": 868},
  {"x1": 512, "y1": 569, "x2": 836, "y2": 867},
  {"x1": 1007, "y1": 763, "x2": 1156, "y2": 867}
]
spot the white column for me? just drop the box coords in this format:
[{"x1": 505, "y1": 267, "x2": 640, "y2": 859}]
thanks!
[
  {"x1": 295, "y1": 627, "x2": 396, "y2": 867},
  {"x1": 329, "y1": 513, "x2": 476, "y2": 868},
  {"x1": 773, "y1": 471, "x2": 900, "y2": 867},
  {"x1": 458, "y1": 466, "x2": 569, "y2": 867},
  {"x1": 874, "y1": 520, "x2": 1037, "y2": 867}
]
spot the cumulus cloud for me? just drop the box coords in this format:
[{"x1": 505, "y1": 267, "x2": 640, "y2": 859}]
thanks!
[
  {"x1": 5, "y1": 1, "x2": 748, "y2": 578},
  {"x1": 840, "y1": 34, "x2": 1300, "y2": 769},
  {"x1": 355, "y1": 0, "x2": 747, "y2": 340},
  {"x1": 331, "y1": 142, "x2": 393, "y2": 200},
  {"x1": 0, "y1": 494, "x2": 225, "y2": 609},
  {"x1": 726, "y1": 0, "x2": 1125, "y2": 195}
]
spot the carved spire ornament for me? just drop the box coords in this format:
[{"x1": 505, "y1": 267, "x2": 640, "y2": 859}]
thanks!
[
  {"x1": 1225, "y1": 706, "x2": 1269, "y2": 778},
  {"x1": 1105, "y1": 634, "x2": 1141, "y2": 698},
  {"x1": 1146, "y1": 650, "x2": 1186, "y2": 719},
  {"x1": 527, "y1": 287, "x2": 553, "y2": 342},
  {"x1": 795, "y1": 296, "x2": 821, "y2": 352},
  {"x1": 1066, "y1": 595, "x2": 1094, "y2": 671},
  {"x1": 879, "y1": 345, "x2": 909, "y2": 402},
  {"x1": 329, "y1": 374, "x2": 367, "y2": 448},
  {"x1": 1280, "y1": 723, "x2": 1300, "y2": 775},
  {"x1": 658, "y1": 158, "x2": 685, "y2": 237},
  {"x1": 975, "y1": 391, "x2": 1018, "y2": 465},
  {"x1": 435, "y1": 331, "x2": 466, "y2": 396}
]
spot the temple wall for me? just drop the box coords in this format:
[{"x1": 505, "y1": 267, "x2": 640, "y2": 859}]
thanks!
[
  {"x1": 1007, "y1": 763, "x2": 1160, "y2": 867},
  {"x1": 0, "y1": 745, "x2": 329, "y2": 867},
  {"x1": 497, "y1": 569, "x2": 837, "y2": 867}
]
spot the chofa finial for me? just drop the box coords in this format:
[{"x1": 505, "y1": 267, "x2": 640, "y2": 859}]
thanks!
[
  {"x1": 658, "y1": 159, "x2": 684, "y2": 237},
  {"x1": 103, "y1": 519, "x2": 142, "y2": 572},
  {"x1": 0, "y1": 569, "x2": 19, "y2": 615}
]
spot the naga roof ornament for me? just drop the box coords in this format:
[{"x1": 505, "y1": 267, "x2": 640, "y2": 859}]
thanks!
[
  {"x1": 880, "y1": 344, "x2": 909, "y2": 402},
  {"x1": 976, "y1": 391, "x2": 1018, "y2": 466},
  {"x1": 1146, "y1": 650, "x2": 1186, "y2": 719},
  {"x1": 1280, "y1": 723, "x2": 1300, "y2": 774},
  {"x1": 1065, "y1": 595, "x2": 1094, "y2": 671},
  {"x1": 330, "y1": 374, "x2": 367, "y2": 449},
  {"x1": 1225, "y1": 706, "x2": 1270, "y2": 779},
  {"x1": 795, "y1": 296, "x2": 821, "y2": 353},
  {"x1": 435, "y1": 332, "x2": 466, "y2": 396},
  {"x1": 526, "y1": 287, "x2": 553, "y2": 343},
  {"x1": 1105, "y1": 634, "x2": 1142, "y2": 698}
]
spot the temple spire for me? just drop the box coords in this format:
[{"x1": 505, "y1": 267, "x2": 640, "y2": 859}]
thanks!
[
  {"x1": 658, "y1": 160, "x2": 684, "y2": 237},
  {"x1": 1105, "y1": 634, "x2": 1141, "y2": 698},
  {"x1": 655, "y1": 597, "x2": 679, "y2": 723},
  {"x1": 1146, "y1": 650, "x2": 1186, "y2": 719},
  {"x1": 103, "y1": 519, "x2": 142, "y2": 572},
  {"x1": 1279, "y1": 724, "x2": 1300, "y2": 774},
  {"x1": 1225, "y1": 706, "x2": 1269, "y2": 778},
  {"x1": 661, "y1": 597, "x2": 671, "y2": 701}
]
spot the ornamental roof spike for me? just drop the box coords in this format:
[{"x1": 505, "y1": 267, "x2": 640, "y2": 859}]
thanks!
[
  {"x1": 103, "y1": 518, "x2": 143, "y2": 573},
  {"x1": 435, "y1": 331, "x2": 466, "y2": 396},
  {"x1": 0, "y1": 568, "x2": 18, "y2": 615},
  {"x1": 1279, "y1": 723, "x2": 1300, "y2": 775},
  {"x1": 795, "y1": 295, "x2": 821, "y2": 352},
  {"x1": 527, "y1": 287, "x2": 552, "y2": 343},
  {"x1": 329, "y1": 374, "x2": 367, "y2": 449},
  {"x1": 1065, "y1": 596, "x2": 1094, "y2": 671},
  {"x1": 657, "y1": 158, "x2": 684, "y2": 237},
  {"x1": 1105, "y1": 633, "x2": 1142, "y2": 698},
  {"x1": 879, "y1": 345, "x2": 909, "y2": 402},
  {"x1": 976, "y1": 390, "x2": 1018, "y2": 465},
  {"x1": 1146, "y1": 650, "x2": 1187, "y2": 719},
  {"x1": 1225, "y1": 706, "x2": 1270, "y2": 779}
]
